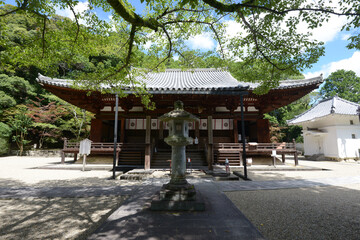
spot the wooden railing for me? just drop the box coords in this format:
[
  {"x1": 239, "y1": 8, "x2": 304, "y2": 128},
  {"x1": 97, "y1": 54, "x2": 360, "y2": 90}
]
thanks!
[
  {"x1": 214, "y1": 140, "x2": 300, "y2": 166},
  {"x1": 215, "y1": 142, "x2": 297, "y2": 150},
  {"x1": 61, "y1": 139, "x2": 145, "y2": 164}
]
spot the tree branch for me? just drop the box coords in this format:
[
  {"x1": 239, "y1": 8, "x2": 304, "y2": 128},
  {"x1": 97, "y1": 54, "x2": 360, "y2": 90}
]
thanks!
[
  {"x1": 103, "y1": 24, "x2": 136, "y2": 79},
  {"x1": 149, "y1": 26, "x2": 172, "y2": 71},
  {"x1": 105, "y1": 0, "x2": 159, "y2": 31},
  {"x1": 156, "y1": 7, "x2": 211, "y2": 20},
  {"x1": 0, "y1": 8, "x2": 19, "y2": 17},
  {"x1": 174, "y1": 49, "x2": 196, "y2": 68},
  {"x1": 202, "y1": 0, "x2": 360, "y2": 17},
  {"x1": 41, "y1": 17, "x2": 46, "y2": 58},
  {"x1": 237, "y1": 10, "x2": 287, "y2": 71},
  {"x1": 163, "y1": 19, "x2": 224, "y2": 58},
  {"x1": 0, "y1": 0, "x2": 28, "y2": 17},
  {"x1": 65, "y1": 0, "x2": 80, "y2": 50}
]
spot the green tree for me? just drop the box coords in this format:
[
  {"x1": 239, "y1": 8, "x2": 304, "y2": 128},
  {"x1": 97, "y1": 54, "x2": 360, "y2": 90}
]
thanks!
[
  {"x1": 320, "y1": 69, "x2": 360, "y2": 103},
  {"x1": 0, "y1": 74, "x2": 36, "y2": 105},
  {"x1": 1, "y1": 1, "x2": 360, "y2": 95},
  {"x1": 0, "y1": 122, "x2": 12, "y2": 155},
  {"x1": 27, "y1": 98, "x2": 66, "y2": 148},
  {"x1": 265, "y1": 92, "x2": 320, "y2": 142},
  {"x1": 8, "y1": 106, "x2": 33, "y2": 156},
  {"x1": 0, "y1": 91, "x2": 16, "y2": 109}
]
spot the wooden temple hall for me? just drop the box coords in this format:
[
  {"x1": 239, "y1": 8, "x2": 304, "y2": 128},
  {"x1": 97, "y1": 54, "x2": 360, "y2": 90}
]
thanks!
[{"x1": 37, "y1": 69, "x2": 323, "y2": 169}]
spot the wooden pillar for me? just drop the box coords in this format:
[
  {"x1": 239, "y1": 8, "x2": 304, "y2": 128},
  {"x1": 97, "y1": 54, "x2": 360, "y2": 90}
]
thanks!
[
  {"x1": 61, "y1": 138, "x2": 67, "y2": 164},
  {"x1": 145, "y1": 116, "x2": 151, "y2": 170},
  {"x1": 90, "y1": 118, "x2": 102, "y2": 142},
  {"x1": 293, "y1": 139, "x2": 298, "y2": 166},
  {"x1": 195, "y1": 121, "x2": 200, "y2": 149},
  {"x1": 159, "y1": 121, "x2": 164, "y2": 140},
  {"x1": 207, "y1": 116, "x2": 213, "y2": 170},
  {"x1": 120, "y1": 118, "x2": 125, "y2": 143},
  {"x1": 233, "y1": 119, "x2": 238, "y2": 143},
  {"x1": 256, "y1": 119, "x2": 270, "y2": 143}
]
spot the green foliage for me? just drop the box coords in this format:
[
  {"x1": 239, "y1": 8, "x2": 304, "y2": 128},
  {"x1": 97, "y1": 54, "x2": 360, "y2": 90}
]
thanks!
[
  {"x1": 3, "y1": 0, "x2": 358, "y2": 95},
  {"x1": 265, "y1": 92, "x2": 320, "y2": 142},
  {"x1": 0, "y1": 122, "x2": 11, "y2": 155},
  {"x1": 263, "y1": 114, "x2": 278, "y2": 125},
  {"x1": 0, "y1": 90, "x2": 16, "y2": 109},
  {"x1": 320, "y1": 69, "x2": 360, "y2": 103},
  {"x1": 0, "y1": 4, "x2": 116, "y2": 78},
  {"x1": 27, "y1": 98, "x2": 66, "y2": 148},
  {"x1": 283, "y1": 125, "x2": 303, "y2": 143},
  {"x1": 58, "y1": 103, "x2": 93, "y2": 141},
  {"x1": 0, "y1": 122, "x2": 11, "y2": 138},
  {"x1": 0, "y1": 74, "x2": 36, "y2": 105},
  {"x1": 229, "y1": 61, "x2": 305, "y2": 94},
  {"x1": 269, "y1": 92, "x2": 319, "y2": 125},
  {"x1": 8, "y1": 106, "x2": 33, "y2": 155}
]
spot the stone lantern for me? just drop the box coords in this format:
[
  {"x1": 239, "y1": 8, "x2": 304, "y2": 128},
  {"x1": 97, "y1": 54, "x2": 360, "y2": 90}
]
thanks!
[
  {"x1": 151, "y1": 100, "x2": 204, "y2": 211},
  {"x1": 160, "y1": 100, "x2": 198, "y2": 188}
]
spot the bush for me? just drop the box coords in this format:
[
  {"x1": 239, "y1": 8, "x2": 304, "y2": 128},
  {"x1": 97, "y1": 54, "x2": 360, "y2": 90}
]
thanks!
[{"x1": 0, "y1": 122, "x2": 12, "y2": 155}]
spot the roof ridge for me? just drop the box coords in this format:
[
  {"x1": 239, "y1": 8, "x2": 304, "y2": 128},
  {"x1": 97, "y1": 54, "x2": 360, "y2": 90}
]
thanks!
[
  {"x1": 164, "y1": 68, "x2": 227, "y2": 72},
  {"x1": 287, "y1": 103, "x2": 315, "y2": 124},
  {"x1": 319, "y1": 96, "x2": 360, "y2": 106},
  {"x1": 288, "y1": 95, "x2": 359, "y2": 124},
  {"x1": 334, "y1": 96, "x2": 360, "y2": 106},
  {"x1": 279, "y1": 76, "x2": 323, "y2": 83}
]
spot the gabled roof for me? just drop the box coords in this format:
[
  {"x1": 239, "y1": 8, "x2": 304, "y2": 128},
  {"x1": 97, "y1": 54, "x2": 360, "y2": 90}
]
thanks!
[
  {"x1": 36, "y1": 68, "x2": 323, "y2": 95},
  {"x1": 37, "y1": 69, "x2": 248, "y2": 95},
  {"x1": 288, "y1": 96, "x2": 360, "y2": 125}
]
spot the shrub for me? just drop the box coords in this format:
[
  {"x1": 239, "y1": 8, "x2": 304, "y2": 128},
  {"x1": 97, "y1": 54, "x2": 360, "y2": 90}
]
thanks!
[{"x1": 0, "y1": 122, "x2": 12, "y2": 155}]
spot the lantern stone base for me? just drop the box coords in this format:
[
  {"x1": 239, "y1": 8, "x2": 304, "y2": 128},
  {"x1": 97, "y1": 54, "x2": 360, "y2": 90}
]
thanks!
[{"x1": 150, "y1": 184, "x2": 205, "y2": 211}]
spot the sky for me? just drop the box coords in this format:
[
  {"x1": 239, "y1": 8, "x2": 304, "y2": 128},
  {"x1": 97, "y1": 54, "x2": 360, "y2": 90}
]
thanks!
[{"x1": 3, "y1": 0, "x2": 360, "y2": 79}]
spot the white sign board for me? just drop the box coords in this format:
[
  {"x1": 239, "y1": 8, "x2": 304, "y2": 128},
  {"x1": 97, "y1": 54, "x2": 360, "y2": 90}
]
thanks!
[
  {"x1": 271, "y1": 150, "x2": 277, "y2": 157},
  {"x1": 79, "y1": 138, "x2": 92, "y2": 155}
]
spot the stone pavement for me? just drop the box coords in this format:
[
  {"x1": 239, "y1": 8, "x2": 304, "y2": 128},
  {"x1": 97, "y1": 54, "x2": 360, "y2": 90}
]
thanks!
[{"x1": 89, "y1": 179, "x2": 265, "y2": 240}]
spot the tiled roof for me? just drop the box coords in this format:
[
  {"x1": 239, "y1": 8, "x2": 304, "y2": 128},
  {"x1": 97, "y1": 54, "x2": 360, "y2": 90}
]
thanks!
[
  {"x1": 288, "y1": 96, "x2": 360, "y2": 124},
  {"x1": 36, "y1": 68, "x2": 323, "y2": 94},
  {"x1": 135, "y1": 69, "x2": 248, "y2": 94},
  {"x1": 241, "y1": 77, "x2": 323, "y2": 90}
]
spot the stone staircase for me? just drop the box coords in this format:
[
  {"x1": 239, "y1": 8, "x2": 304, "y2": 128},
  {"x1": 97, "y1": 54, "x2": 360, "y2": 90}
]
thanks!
[{"x1": 151, "y1": 148, "x2": 207, "y2": 168}]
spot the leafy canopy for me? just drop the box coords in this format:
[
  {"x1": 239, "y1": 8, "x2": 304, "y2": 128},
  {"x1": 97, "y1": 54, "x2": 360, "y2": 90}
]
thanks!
[
  {"x1": 1, "y1": 0, "x2": 360, "y2": 94},
  {"x1": 320, "y1": 69, "x2": 360, "y2": 103}
]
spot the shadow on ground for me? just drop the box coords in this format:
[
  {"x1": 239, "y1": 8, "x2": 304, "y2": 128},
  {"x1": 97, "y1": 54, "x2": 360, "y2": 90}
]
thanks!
[{"x1": 0, "y1": 195, "x2": 127, "y2": 239}]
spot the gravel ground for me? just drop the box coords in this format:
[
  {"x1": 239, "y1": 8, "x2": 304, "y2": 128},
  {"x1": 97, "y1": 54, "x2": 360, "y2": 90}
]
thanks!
[
  {"x1": 226, "y1": 158, "x2": 360, "y2": 240},
  {"x1": 243, "y1": 158, "x2": 360, "y2": 181},
  {"x1": 226, "y1": 184, "x2": 360, "y2": 240},
  {"x1": 0, "y1": 156, "x2": 122, "y2": 187}
]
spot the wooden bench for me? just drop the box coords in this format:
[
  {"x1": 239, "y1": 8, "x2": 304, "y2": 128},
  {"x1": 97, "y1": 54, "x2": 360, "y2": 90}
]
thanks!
[{"x1": 61, "y1": 139, "x2": 121, "y2": 164}]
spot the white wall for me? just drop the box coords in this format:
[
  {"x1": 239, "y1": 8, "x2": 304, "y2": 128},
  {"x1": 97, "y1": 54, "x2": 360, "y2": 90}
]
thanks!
[
  {"x1": 336, "y1": 126, "x2": 360, "y2": 159},
  {"x1": 300, "y1": 115, "x2": 360, "y2": 159},
  {"x1": 303, "y1": 134, "x2": 326, "y2": 156},
  {"x1": 322, "y1": 126, "x2": 339, "y2": 158}
]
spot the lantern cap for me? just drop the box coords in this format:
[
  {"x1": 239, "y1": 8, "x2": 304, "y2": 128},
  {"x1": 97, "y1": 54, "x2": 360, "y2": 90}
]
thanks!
[{"x1": 159, "y1": 100, "x2": 199, "y2": 122}]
